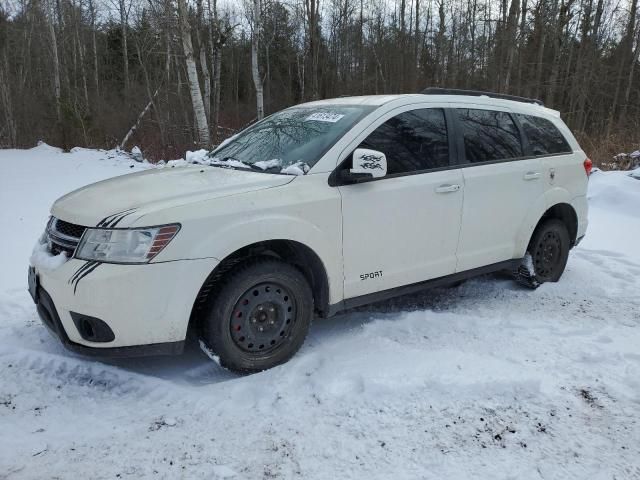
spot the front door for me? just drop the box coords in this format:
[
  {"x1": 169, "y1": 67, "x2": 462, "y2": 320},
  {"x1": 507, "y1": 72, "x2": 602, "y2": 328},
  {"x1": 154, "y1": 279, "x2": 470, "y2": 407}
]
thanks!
[{"x1": 338, "y1": 107, "x2": 464, "y2": 299}]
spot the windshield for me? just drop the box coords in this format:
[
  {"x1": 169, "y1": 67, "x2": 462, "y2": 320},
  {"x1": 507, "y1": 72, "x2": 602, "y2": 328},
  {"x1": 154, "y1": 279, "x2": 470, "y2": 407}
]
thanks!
[{"x1": 207, "y1": 105, "x2": 372, "y2": 175}]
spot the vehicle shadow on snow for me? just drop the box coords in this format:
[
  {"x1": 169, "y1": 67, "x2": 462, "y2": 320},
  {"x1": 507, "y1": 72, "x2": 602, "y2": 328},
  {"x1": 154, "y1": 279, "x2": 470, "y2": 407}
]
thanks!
[{"x1": 99, "y1": 273, "x2": 515, "y2": 385}]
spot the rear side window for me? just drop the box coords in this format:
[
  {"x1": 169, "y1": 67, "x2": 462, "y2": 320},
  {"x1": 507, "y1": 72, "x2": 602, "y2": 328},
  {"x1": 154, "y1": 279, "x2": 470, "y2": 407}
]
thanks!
[
  {"x1": 359, "y1": 108, "x2": 449, "y2": 175},
  {"x1": 456, "y1": 109, "x2": 523, "y2": 163},
  {"x1": 516, "y1": 114, "x2": 572, "y2": 155}
]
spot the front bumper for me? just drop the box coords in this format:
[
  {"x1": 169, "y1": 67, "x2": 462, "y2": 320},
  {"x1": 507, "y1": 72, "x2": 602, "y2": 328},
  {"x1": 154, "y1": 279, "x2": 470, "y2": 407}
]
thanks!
[{"x1": 29, "y1": 256, "x2": 219, "y2": 357}]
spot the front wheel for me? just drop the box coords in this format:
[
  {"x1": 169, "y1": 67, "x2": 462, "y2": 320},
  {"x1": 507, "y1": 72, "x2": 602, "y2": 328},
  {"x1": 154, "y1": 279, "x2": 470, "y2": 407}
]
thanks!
[
  {"x1": 200, "y1": 258, "x2": 313, "y2": 373},
  {"x1": 514, "y1": 219, "x2": 570, "y2": 289}
]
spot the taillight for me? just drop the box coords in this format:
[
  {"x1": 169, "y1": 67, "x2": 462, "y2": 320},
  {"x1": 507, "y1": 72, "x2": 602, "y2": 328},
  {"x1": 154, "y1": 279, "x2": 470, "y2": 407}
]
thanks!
[{"x1": 583, "y1": 157, "x2": 593, "y2": 176}]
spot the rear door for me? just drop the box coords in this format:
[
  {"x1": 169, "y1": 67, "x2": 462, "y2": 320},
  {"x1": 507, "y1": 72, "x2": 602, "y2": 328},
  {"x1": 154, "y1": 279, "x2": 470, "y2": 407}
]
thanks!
[
  {"x1": 338, "y1": 106, "x2": 464, "y2": 299},
  {"x1": 514, "y1": 113, "x2": 581, "y2": 195},
  {"x1": 452, "y1": 107, "x2": 545, "y2": 272}
]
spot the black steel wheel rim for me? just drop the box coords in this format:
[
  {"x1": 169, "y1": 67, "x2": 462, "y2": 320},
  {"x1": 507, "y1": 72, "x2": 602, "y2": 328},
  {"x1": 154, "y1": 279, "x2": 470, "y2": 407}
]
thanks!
[
  {"x1": 534, "y1": 230, "x2": 562, "y2": 278},
  {"x1": 229, "y1": 282, "x2": 297, "y2": 353}
]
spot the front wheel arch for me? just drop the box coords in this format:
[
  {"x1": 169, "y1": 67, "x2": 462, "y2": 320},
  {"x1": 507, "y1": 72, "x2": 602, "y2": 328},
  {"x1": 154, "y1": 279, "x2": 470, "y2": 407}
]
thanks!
[{"x1": 188, "y1": 239, "x2": 330, "y2": 338}]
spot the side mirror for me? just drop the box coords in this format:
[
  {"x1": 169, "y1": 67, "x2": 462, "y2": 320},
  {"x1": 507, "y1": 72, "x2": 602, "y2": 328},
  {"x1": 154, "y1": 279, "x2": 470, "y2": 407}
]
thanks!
[{"x1": 351, "y1": 148, "x2": 387, "y2": 178}]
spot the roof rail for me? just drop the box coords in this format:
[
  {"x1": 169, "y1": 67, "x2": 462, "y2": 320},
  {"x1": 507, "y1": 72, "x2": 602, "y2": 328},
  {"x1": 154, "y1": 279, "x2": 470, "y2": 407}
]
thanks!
[{"x1": 421, "y1": 87, "x2": 544, "y2": 106}]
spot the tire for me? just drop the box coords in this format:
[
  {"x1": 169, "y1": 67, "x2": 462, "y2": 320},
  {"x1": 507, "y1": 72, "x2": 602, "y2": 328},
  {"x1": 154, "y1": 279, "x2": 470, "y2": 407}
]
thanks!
[
  {"x1": 514, "y1": 219, "x2": 570, "y2": 289},
  {"x1": 200, "y1": 258, "x2": 313, "y2": 373}
]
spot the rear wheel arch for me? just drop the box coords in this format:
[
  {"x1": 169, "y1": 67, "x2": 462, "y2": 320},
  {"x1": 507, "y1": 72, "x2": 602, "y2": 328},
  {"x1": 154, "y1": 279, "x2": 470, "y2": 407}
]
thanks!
[
  {"x1": 189, "y1": 239, "x2": 330, "y2": 335},
  {"x1": 535, "y1": 203, "x2": 578, "y2": 247}
]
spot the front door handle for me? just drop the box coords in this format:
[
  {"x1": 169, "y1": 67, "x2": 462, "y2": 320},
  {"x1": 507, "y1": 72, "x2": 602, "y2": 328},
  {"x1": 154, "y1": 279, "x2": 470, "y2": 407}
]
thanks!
[
  {"x1": 435, "y1": 184, "x2": 461, "y2": 193},
  {"x1": 523, "y1": 172, "x2": 541, "y2": 181}
]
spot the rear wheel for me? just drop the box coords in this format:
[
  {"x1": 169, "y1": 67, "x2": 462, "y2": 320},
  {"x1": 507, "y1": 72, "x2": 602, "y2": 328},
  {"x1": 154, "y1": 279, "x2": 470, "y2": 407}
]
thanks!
[
  {"x1": 514, "y1": 219, "x2": 570, "y2": 289},
  {"x1": 200, "y1": 258, "x2": 313, "y2": 373}
]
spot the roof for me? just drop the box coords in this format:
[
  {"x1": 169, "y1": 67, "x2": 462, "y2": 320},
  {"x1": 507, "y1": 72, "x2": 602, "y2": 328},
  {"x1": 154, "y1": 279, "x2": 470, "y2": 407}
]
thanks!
[{"x1": 299, "y1": 93, "x2": 560, "y2": 117}]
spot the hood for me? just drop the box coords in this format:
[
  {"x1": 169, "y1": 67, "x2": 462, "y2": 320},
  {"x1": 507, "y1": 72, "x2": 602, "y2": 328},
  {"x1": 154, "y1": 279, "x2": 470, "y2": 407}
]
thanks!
[{"x1": 51, "y1": 165, "x2": 294, "y2": 227}]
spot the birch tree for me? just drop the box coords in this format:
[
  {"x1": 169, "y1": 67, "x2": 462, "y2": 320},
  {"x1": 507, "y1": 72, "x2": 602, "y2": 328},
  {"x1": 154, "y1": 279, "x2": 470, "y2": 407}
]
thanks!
[
  {"x1": 177, "y1": 0, "x2": 211, "y2": 146},
  {"x1": 251, "y1": 0, "x2": 264, "y2": 120},
  {"x1": 46, "y1": 0, "x2": 62, "y2": 123}
]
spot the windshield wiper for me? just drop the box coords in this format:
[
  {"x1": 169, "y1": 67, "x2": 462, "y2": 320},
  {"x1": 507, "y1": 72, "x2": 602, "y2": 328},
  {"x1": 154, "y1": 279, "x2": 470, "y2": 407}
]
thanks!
[{"x1": 208, "y1": 156, "x2": 264, "y2": 172}]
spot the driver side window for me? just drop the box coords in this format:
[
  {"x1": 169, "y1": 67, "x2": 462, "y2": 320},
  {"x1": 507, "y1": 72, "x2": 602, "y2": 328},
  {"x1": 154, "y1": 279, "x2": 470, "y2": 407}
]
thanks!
[{"x1": 358, "y1": 108, "x2": 449, "y2": 175}]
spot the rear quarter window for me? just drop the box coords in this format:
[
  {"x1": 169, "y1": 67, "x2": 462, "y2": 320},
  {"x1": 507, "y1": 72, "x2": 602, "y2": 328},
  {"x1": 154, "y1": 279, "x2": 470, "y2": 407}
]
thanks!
[
  {"x1": 516, "y1": 114, "x2": 572, "y2": 156},
  {"x1": 456, "y1": 109, "x2": 523, "y2": 163}
]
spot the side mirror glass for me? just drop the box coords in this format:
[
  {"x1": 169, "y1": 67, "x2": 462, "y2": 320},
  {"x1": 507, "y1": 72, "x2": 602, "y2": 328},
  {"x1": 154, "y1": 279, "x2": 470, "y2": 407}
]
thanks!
[{"x1": 351, "y1": 148, "x2": 387, "y2": 178}]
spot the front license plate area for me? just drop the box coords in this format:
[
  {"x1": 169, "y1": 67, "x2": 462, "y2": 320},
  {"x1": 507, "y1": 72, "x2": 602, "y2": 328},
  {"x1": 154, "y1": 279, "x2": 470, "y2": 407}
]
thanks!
[{"x1": 28, "y1": 266, "x2": 39, "y2": 304}]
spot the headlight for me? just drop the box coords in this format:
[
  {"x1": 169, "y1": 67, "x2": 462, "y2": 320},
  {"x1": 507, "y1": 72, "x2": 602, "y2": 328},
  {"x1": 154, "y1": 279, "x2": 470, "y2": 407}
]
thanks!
[{"x1": 75, "y1": 224, "x2": 180, "y2": 264}]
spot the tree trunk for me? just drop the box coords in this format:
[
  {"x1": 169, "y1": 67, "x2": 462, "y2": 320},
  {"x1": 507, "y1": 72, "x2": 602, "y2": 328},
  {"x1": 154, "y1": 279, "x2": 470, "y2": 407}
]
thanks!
[
  {"x1": 435, "y1": 0, "x2": 446, "y2": 86},
  {"x1": 47, "y1": 1, "x2": 62, "y2": 123},
  {"x1": 119, "y1": 0, "x2": 129, "y2": 96},
  {"x1": 196, "y1": 0, "x2": 211, "y2": 121},
  {"x1": 611, "y1": 0, "x2": 638, "y2": 125},
  {"x1": 503, "y1": 0, "x2": 520, "y2": 91},
  {"x1": 89, "y1": 0, "x2": 99, "y2": 97},
  {"x1": 619, "y1": 27, "x2": 640, "y2": 123},
  {"x1": 534, "y1": 5, "x2": 548, "y2": 99},
  {"x1": 414, "y1": 0, "x2": 420, "y2": 90},
  {"x1": 178, "y1": 0, "x2": 211, "y2": 146},
  {"x1": 251, "y1": 0, "x2": 264, "y2": 120},
  {"x1": 0, "y1": 47, "x2": 17, "y2": 146},
  {"x1": 75, "y1": 21, "x2": 89, "y2": 108},
  {"x1": 120, "y1": 88, "x2": 160, "y2": 151},
  {"x1": 306, "y1": 0, "x2": 320, "y2": 99},
  {"x1": 208, "y1": 0, "x2": 223, "y2": 142},
  {"x1": 135, "y1": 40, "x2": 166, "y2": 146}
]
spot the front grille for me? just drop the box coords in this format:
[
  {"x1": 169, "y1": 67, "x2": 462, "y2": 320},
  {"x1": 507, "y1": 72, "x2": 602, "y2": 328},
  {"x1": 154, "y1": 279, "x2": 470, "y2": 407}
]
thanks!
[
  {"x1": 47, "y1": 217, "x2": 88, "y2": 256},
  {"x1": 54, "y1": 219, "x2": 86, "y2": 239}
]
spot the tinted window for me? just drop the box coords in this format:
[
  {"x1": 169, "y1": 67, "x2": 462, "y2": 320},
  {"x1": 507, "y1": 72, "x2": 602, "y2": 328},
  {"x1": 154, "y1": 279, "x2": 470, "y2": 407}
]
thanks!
[
  {"x1": 359, "y1": 108, "x2": 449, "y2": 175},
  {"x1": 516, "y1": 114, "x2": 572, "y2": 155},
  {"x1": 457, "y1": 109, "x2": 523, "y2": 162}
]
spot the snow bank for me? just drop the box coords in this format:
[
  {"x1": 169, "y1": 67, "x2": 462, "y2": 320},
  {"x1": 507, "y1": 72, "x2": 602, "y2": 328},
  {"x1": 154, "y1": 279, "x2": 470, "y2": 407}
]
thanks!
[{"x1": 32, "y1": 141, "x2": 63, "y2": 154}]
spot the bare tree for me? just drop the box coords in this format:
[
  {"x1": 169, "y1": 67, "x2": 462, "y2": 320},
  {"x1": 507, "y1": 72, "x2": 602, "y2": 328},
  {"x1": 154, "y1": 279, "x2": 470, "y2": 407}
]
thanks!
[
  {"x1": 88, "y1": 0, "x2": 99, "y2": 97},
  {"x1": 46, "y1": 0, "x2": 62, "y2": 123},
  {"x1": 0, "y1": 44, "x2": 17, "y2": 146},
  {"x1": 119, "y1": 0, "x2": 130, "y2": 94},
  {"x1": 250, "y1": 0, "x2": 264, "y2": 119},
  {"x1": 178, "y1": 0, "x2": 211, "y2": 146}
]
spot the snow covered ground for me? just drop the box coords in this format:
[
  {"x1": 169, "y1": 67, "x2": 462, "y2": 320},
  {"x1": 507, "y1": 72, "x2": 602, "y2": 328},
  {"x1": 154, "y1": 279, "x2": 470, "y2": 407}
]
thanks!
[{"x1": 1, "y1": 145, "x2": 639, "y2": 479}]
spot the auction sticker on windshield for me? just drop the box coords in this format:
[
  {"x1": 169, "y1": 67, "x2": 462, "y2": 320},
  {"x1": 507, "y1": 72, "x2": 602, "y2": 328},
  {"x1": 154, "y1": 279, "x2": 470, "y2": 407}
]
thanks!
[{"x1": 305, "y1": 112, "x2": 345, "y2": 123}]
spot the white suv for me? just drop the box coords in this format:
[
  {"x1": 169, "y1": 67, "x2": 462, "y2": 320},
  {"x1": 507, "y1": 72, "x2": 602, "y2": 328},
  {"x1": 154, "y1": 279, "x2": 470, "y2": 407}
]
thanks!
[{"x1": 29, "y1": 89, "x2": 590, "y2": 372}]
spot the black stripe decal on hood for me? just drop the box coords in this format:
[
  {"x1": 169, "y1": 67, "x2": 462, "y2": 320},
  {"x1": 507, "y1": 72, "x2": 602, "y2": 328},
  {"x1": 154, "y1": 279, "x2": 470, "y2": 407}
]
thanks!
[
  {"x1": 96, "y1": 208, "x2": 137, "y2": 228},
  {"x1": 106, "y1": 210, "x2": 136, "y2": 228}
]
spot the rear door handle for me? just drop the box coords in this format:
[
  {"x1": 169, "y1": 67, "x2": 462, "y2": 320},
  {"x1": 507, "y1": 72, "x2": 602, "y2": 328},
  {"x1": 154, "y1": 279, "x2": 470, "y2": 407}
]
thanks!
[
  {"x1": 435, "y1": 184, "x2": 461, "y2": 193},
  {"x1": 523, "y1": 172, "x2": 541, "y2": 181}
]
